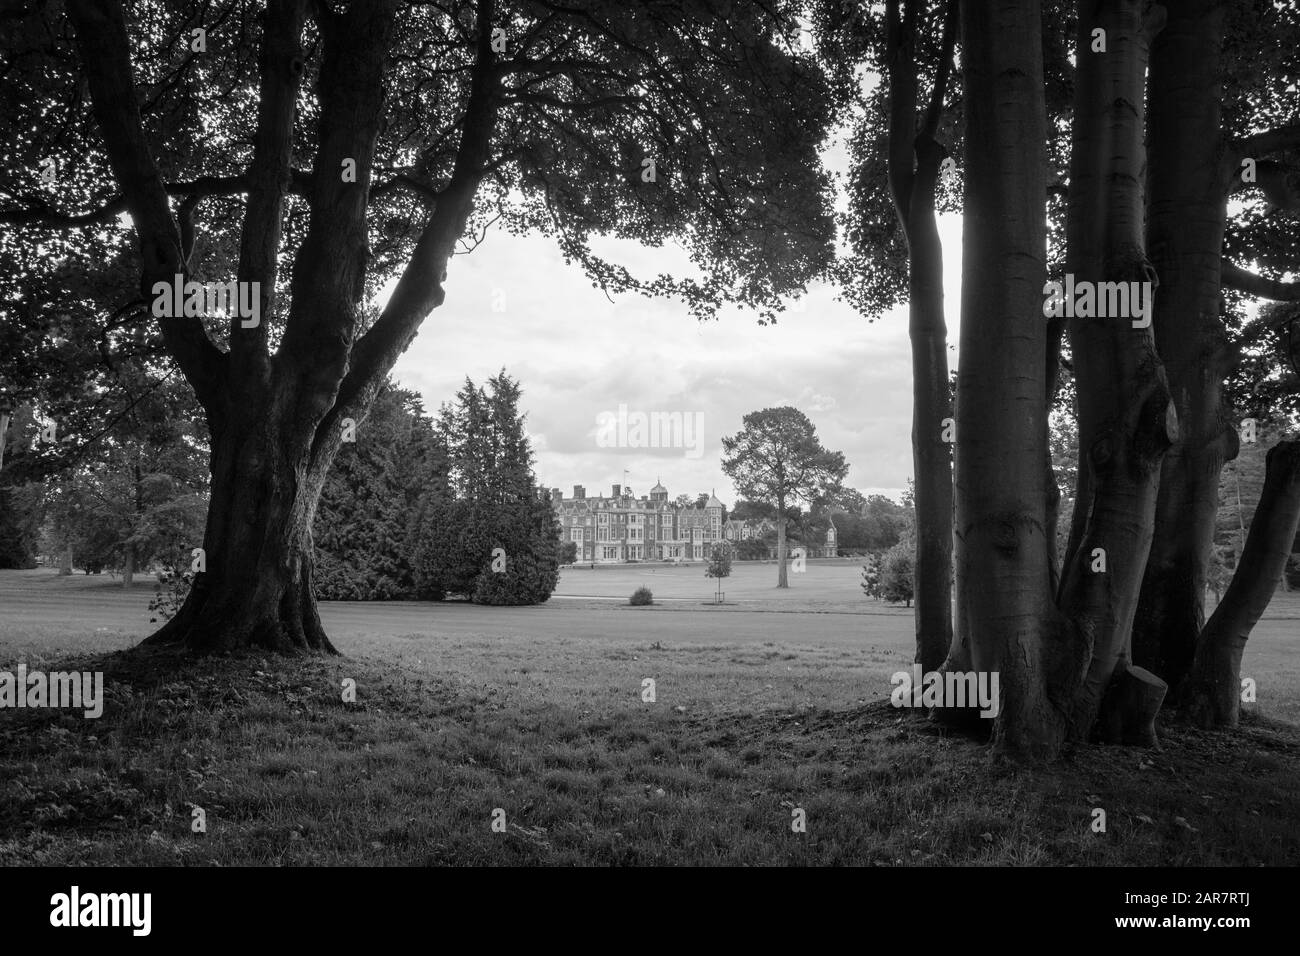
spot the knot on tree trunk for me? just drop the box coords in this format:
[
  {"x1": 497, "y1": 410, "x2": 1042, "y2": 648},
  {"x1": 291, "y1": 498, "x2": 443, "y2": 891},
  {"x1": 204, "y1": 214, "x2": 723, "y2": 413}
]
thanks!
[
  {"x1": 1135, "y1": 386, "x2": 1179, "y2": 462},
  {"x1": 1104, "y1": 243, "x2": 1160, "y2": 292}
]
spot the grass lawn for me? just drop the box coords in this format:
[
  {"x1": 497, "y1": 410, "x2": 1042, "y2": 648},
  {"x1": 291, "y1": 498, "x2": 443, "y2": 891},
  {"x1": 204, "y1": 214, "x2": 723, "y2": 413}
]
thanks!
[{"x1": 1, "y1": 567, "x2": 1298, "y2": 865}]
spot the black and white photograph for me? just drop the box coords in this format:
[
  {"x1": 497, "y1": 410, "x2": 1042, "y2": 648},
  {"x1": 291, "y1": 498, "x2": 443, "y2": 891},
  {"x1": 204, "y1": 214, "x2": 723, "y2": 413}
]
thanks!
[{"x1": 0, "y1": 0, "x2": 1295, "y2": 930}]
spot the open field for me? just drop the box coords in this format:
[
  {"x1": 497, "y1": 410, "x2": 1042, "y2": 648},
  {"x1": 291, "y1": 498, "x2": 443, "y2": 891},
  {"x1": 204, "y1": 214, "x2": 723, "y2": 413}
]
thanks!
[
  {"x1": 3, "y1": 564, "x2": 1297, "y2": 722},
  {"x1": 2, "y1": 566, "x2": 1298, "y2": 866}
]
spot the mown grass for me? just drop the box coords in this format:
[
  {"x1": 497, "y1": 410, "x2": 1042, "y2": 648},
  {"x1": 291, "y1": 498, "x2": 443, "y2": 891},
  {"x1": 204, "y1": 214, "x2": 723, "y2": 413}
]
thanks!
[{"x1": 1, "y1": 641, "x2": 1297, "y2": 866}]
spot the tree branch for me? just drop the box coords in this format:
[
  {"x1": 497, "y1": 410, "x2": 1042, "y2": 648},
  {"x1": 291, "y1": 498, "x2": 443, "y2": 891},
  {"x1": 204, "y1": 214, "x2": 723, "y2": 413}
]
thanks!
[
  {"x1": 885, "y1": 0, "x2": 918, "y2": 224},
  {"x1": 232, "y1": 0, "x2": 309, "y2": 374},
  {"x1": 275, "y1": 0, "x2": 400, "y2": 400},
  {"x1": 1240, "y1": 123, "x2": 1300, "y2": 158},
  {"x1": 1221, "y1": 258, "x2": 1300, "y2": 301},
  {"x1": 326, "y1": 0, "x2": 501, "y2": 441},
  {"x1": 922, "y1": 0, "x2": 958, "y2": 138},
  {"x1": 1184, "y1": 440, "x2": 1300, "y2": 727},
  {"x1": 65, "y1": 0, "x2": 226, "y2": 413},
  {"x1": 0, "y1": 173, "x2": 312, "y2": 228}
]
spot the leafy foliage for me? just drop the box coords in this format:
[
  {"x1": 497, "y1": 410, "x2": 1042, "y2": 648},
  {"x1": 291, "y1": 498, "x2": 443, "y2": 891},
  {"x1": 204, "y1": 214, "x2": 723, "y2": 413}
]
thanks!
[
  {"x1": 721, "y1": 407, "x2": 848, "y2": 519},
  {"x1": 413, "y1": 372, "x2": 558, "y2": 605},
  {"x1": 878, "y1": 534, "x2": 915, "y2": 607},
  {"x1": 313, "y1": 384, "x2": 441, "y2": 601}
]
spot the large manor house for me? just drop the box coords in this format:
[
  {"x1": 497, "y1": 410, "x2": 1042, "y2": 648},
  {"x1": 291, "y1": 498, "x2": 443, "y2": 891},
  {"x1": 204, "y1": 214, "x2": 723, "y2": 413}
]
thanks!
[{"x1": 542, "y1": 481, "x2": 837, "y2": 564}]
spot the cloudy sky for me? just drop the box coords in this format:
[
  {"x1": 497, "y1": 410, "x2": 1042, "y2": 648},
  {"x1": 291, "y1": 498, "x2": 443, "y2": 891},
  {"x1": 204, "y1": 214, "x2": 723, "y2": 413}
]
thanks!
[{"x1": 387, "y1": 143, "x2": 964, "y2": 508}]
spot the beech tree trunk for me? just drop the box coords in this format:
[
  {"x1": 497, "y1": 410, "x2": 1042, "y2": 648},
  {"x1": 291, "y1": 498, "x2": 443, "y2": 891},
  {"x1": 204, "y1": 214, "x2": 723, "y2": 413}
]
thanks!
[
  {"x1": 67, "y1": 0, "x2": 496, "y2": 653},
  {"x1": 1183, "y1": 441, "x2": 1300, "y2": 727},
  {"x1": 145, "y1": 392, "x2": 340, "y2": 652},
  {"x1": 953, "y1": 0, "x2": 1064, "y2": 759},
  {"x1": 886, "y1": 0, "x2": 957, "y2": 674},
  {"x1": 1056, "y1": 0, "x2": 1174, "y2": 742},
  {"x1": 1132, "y1": 0, "x2": 1233, "y2": 703}
]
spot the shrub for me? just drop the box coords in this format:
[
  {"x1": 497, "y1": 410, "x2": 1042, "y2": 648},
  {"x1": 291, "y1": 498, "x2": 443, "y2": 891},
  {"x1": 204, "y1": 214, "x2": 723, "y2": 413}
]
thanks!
[
  {"x1": 629, "y1": 586, "x2": 653, "y2": 606},
  {"x1": 149, "y1": 568, "x2": 192, "y2": 622},
  {"x1": 860, "y1": 553, "x2": 882, "y2": 598},
  {"x1": 879, "y1": 538, "x2": 915, "y2": 607},
  {"x1": 472, "y1": 549, "x2": 558, "y2": 605}
]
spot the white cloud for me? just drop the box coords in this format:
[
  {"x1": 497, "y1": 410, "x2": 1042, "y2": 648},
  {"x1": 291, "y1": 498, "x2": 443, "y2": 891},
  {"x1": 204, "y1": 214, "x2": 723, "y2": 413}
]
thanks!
[{"x1": 385, "y1": 205, "x2": 964, "y2": 507}]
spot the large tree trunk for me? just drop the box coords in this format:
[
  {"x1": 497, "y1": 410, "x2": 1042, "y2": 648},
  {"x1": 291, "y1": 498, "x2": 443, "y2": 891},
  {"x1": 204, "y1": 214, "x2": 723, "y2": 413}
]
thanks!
[
  {"x1": 122, "y1": 547, "x2": 134, "y2": 588},
  {"x1": 1132, "y1": 0, "x2": 1233, "y2": 704},
  {"x1": 1183, "y1": 441, "x2": 1300, "y2": 727},
  {"x1": 60, "y1": 546, "x2": 72, "y2": 575},
  {"x1": 1055, "y1": 0, "x2": 1174, "y2": 742},
  {"x1": 954, "y1": 0, "x2": 1064, "y2": 760},
  {"x1": 145, "y1": 390, "x2": 339, "y2": 653},
  {"x1": 886, "y1": 0, "x2": 957, "y2": 674},
  {"x1": 908, "y1": 157, "x2": 955, "y2": 673},
  {"x1": 66, "y1": 0, "x2": 490, "y2": 655}
]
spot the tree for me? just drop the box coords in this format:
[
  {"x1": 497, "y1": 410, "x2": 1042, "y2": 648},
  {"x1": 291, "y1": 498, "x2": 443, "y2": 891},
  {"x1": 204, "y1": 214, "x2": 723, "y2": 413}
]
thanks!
[
  {"x1": 413, "y1": 372, "x2": 558, "y2": 605},
  {"x1": 3, "y1": 0, "x2": 836, "y2": 652},
  {"x1": 947, "y1": 0, "x2": 1062, "y2": 758},
  {"x1": 730, "y1": 500, "x2": 777, "y2": 521},
  {"x1": 1184, "y1": 441, "x2": 1300, "y2": 727},
  {"x1": 860, "y1": 554, "x2": 882, "y2": 599},
  {"x1": 13, "y1": 359, "x2": 209, "y2": 583},
  {"x1": 1052, "y1": 0, "x2": 1174, "y2": 746},
  {"x1": 863, "y1": 494, "x2": 913, "y2": 550},
  {"x1": 313, "y1": 383, "x2": 440, "y2": 600},
  {"x1": 817, "y1": 0, "x2": 957, "y2": 669},
  {"x1": 721, "y1": 407, "x2": 847, "y2": 588},
  {"x1": 704, "y1": 542, "x2": 731, "y2": 602},
  {"x1": 879, "y1": 534, "x2": 915, "y2": 607},
  {"x1": 881, "y1": 0, "x2": 956, "y2": 670},
  {"x1": 1129, "y1": 1, "x2": 1300, "y2": 719},
  {"x1": 0, "y1": 405, "x2": 43, "y2": 569},
  {"x1": 736, "y1": 537, "x2": 772, "y2": 561}
]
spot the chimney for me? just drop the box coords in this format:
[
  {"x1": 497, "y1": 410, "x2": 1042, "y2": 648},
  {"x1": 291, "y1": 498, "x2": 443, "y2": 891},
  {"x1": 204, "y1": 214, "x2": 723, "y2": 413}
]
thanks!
[
  {"x1": 612, "y1": 483, "x2": 621, "y2": 498},
  {"x1": 573, "y1": 484, "x2": 585, "y2": 500}
]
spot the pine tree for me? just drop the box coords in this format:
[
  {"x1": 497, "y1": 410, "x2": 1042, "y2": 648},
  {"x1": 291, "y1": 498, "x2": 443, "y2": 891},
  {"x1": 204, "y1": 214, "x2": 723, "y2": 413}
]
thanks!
[
  {"x1": 313, "y1": 384, "x2": 438, "y2": 600},
  {"x1": 413, "y1": 373, "x2": 558, "y2": 604}
]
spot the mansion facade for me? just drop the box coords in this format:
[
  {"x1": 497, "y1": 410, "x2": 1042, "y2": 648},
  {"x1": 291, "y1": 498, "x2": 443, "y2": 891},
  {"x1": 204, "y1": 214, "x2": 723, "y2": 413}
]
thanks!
[
  {"x1": 546, "y1": 481, "x2": 725, "y2": 563},
  {"x1": 544, "y1": 481, "x2": 837, "y2": 564}
]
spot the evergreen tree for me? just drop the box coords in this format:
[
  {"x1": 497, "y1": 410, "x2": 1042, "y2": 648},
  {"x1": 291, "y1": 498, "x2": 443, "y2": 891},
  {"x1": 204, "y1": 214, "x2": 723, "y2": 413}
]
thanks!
[
  {"x1": 313, "y1": 384, "x2": 441, "y2": 600},
  {"x1": 414, "y1": 372, "x2": 558, "y2": 604}
]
